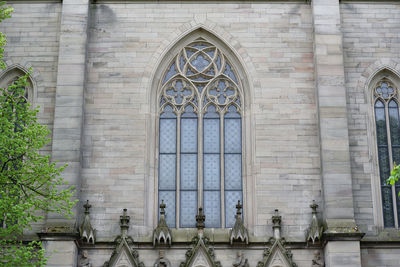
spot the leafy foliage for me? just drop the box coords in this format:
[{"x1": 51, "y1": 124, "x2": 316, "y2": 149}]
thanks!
[
  {"x1": 387, "y1": 163, "x2": 400, "y2": 197},
  {"x1": 0, "y1": 1, "x2": 76, "y2": 265}
]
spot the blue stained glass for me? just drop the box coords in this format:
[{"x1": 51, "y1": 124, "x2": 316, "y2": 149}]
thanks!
[
  {"x1": 204, "y1": 105, "x2": 219, "y2": 118},
  {"x1": 204, "y1": 119, "x2": 220, "y2": 153},
  {"x1": 163, "y1": 63, "x2": 177, "y2": 83},
  {"x1": 192, "y1": 76, "x2": 209, "y2": 82},
  {"x1": 225, "y1": 105, "x2": 240, "y2": 118},
  {"x1": 224, "y1": 118, "x2": 241, "y2": 153},
  {"x1": 206, "y1": 49, "x2": 215, "y2": 58},
  {"x1": 181, "y1": 154, "x2": 197, "y2": 190},
  {"x1": 225, "y1": 191, "x2": 242, "y2": 228},
  {"x1": 160, "y1": 119, "x2": 176, "y2": 153},
  {"x1": 224, "y1": 63, "x2": 238, "y2": 83},
  {"x1": 197, "y1": 85, "x2": 204, "y2": 93},
  {"x1": 216, "y1": 56, "x2": 222, "y2": 70},
  {"x1": 203, "y1": 154, "x2": 220, "y2": 190},
  {"x1": 191, "y1": 54, "x2": 210, "y2": 72},
  {"x1": 159, "y1": 154, "x2": 176, "y2": 190},
  {"x1": 186, "y1": 49, "x2": 195, "y2": 58},
  {"x1": 159, "y1": 191, "x2": 176, "y2": 228},
  {"x1": 204, "y1": 191, "x2": 221, "y2": 227},
  {"x1": 160, "y1": 105, "x2": 175, "y2": 118},
  {"x1": 225, "y1": 154, "x2": 242, "y2": 190},
  {"x1": 181, "y1": 118, "x2": 197, "y2": 153},
  {"x1": 180, "y1": 191, "x2": 197, "y2": 228}
]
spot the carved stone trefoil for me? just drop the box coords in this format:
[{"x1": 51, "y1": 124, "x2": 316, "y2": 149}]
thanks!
[
  {"x1": 153, "y1": 200, "x2": 172, "y2": 246},
  {"x1": 306, "y1": 200, "x2": 323, "y2": 244},
  {"x1": 79, "y1": 200, "x2": 96, "y2": 244},
  {"x1": 229, "y1": 200, "x2": 249, "y2": 245},
  {"x1": 179, "y1": 208, "x2": 221, "y2": 267},
  {"x1": 257, "y1": 210, "x2": 298, "y2": 267},
  {"x1": 103, "y1": 209, "x2": 144, "y2": 267}
]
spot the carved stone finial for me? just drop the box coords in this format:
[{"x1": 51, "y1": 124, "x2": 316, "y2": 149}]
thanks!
[
  {"x1": 272, "y1": 209, "x2": 281, "y2": 240},
  {"x1": 120, "y1": 208, "x2": 130, "y2": 237},
  {"x1": 306, "y1": 200, "x2": 323, "y2": 244},
  {"x1": 153, "y1": 200, "x2": 172, "y2": 246},
  {"x1": 196, "y1": 207, "x2": 205, "y2": 230},
  {"x1": 257, "y1": 211, "x2": 298, "y2": 267},
  {"x1": 233, "y1": 251, "x2": 249, "y2": 267},
  {"x1": 79, "y1": 200, "x2": 96, "y2": 244},
  {"x1": 79, "y1": 250, "x2": 92, "y2": 267},
  {"x1": 154, "y1": 250, "x2": 171, "y2": 267},
  {"x1": 229, "y1": 200, "x2": 249, "y2": 245},
  {"x1": 311, "y1": 250, "x2": 324, "y2": 267}
]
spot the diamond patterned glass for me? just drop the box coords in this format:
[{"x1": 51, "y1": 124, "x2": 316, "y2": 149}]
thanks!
[
  {"x1": 204, "y1": 154, "x2": 220, "y2": 190},
  {"x1": 181, "y1": 118, "x2": 197, "y2": 153},
  {"x1": 224, "y1": 118, "x2": 241, "y2": 153},
  {"x1": 225, "y1": 191, "x2": 242, "y2": 228},
  {"x1": 225, "y1": 154, "x2": 242, "y2": 190},
  {"x1": 160, "y1": 119, "x2": 176, "y2": 154},
  {"x1": 204, "y1": 191, "x2": 221, "y2": 227},
  {"x1": 159, "y1": 191, "x2": 176, "y2": 228},
  {"x1": 204, "y1": 119, "x2": 220, "y2": 153},
  {"x1": 159, "y1": 154, "x2": 176, "y2": 190},
  {"x1": 382, "y1": 186, "x2": 395, "y2": 227},
  {"x1": 181, "y1": 154, "x2": 197, "y2": 190},
  {"x1": 180, "y1": 191, "x2": 197, "y2": 228}
]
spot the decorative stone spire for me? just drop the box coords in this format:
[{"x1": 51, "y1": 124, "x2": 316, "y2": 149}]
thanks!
[
  {"x1": 196, "y1": 207, "x2": 205, "y2": 230},
  {"x1": 272, "y1": 209, "x2": 281, "y2": 240},
  {"x1": 120, "y1": 208, "x2": 130, "y2": 238},
  {"x1": 79, "y1": 200, "x2": 95, "y2": 244},
  {"x1": 229, "y1": 200, "x2": 249, "y2": 245},
  {"x1": 153, "y1": 200, "x2": 172, "y2": 246},
  {"x1": 306, "y1": 200, "x2": 323, "y2": 244}
]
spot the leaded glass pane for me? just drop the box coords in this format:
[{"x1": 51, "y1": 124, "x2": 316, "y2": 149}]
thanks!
[
  {"x1": 204, "y1": 119, "x2": 220, "y2": 153},
  {"x1": 225, "y1": 154, "x2": 242, "y2": 190},
  {"x1": 204, "y1": 191, "x2": 221, "y2": 227},
  {"x1": 224, "y1": 118, "x2": 241, "y2": 153},
  {"x1": 204, "y1": 154, "x2": 220, "y2": 190},
  {"x1": 191, "y1": 54, "x2": 210, "y2": 72},
  {"x1": 180, "y1": 191, "x2": 197, "y2": 228},
  {"x1": 159, "y1": 191, "x2": 176, "y2": 228},
  {"x1": 163, "y1": 63, "x2": 177, "y2": 84},
  {"x1": 396, "y1": 186, "x2": 400, "y2": 223},
  {"x1": 181, "y1": 154, "x2": 197, "y2": 190},
  {"x1": 159, "y1": 154, "x2": 176, "y2": 190},
  {"x1": 378, "y1": 147, "x2": 390, "y2": 185},
  {"x1": 181, "y1": 118, "x2": 197, "y2": 153},
  {"x1": 224, "y1": 62, "x2": 238, "y2": 83},
  {"x1": 160, "y1": 119, "x2": 176, "y2": 153},
  {"x1": 382, "y1": 186, "x2": 395, "y2": 227},
  {"x1": 225, "y1": 191, "x2": 242, "y2": 228}
]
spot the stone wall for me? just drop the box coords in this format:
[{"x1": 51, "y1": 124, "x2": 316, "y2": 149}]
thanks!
[
  {"x1": 2, "y1": 2, "x2": 61, "y2": 234},
  {"x1": 83, "y1": 1, "x2": 319, "y2": 241},
  {"x1": 341, "y1": 2, "x2": 400, "y2": 234}
]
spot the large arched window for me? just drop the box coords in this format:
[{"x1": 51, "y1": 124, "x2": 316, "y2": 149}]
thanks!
[
  {"x1": 374, "y1": 78, "x2": 400, "y2": 227},
  {"x1": 158, "y1": 38, "x2": 243, "y2": 228}
]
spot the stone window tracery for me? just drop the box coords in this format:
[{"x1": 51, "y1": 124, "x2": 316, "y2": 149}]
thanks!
[
  {"x1": 158, "y1": 38, "x2": 243, "y2": 228},
  {"x1": 374, "y1": 79, "x2": 400, "y2": 228}
]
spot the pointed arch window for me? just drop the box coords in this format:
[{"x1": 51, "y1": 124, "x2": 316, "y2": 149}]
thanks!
[
  {"x1": 158, "y1": 38, "x2": 243, "y2": 228},
  {"x1": 374, "y1": 79, "x2": 400, "y2": 228}
]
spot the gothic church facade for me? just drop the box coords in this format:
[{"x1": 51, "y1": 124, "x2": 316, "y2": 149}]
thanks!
[{"x1": 2, "y1": 0, "x2": 400, "y2": 266}]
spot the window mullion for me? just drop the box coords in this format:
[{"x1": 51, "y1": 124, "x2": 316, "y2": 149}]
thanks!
[
  {"x1": 220, "y1": 110, "x2": 225, "y2": 228},
  {"x1": 198, "y1": 112, "x2": 203, "y2": 209},
  {"x1": 176, "y1": 113, "x2": 181, "y2": 228},
  {"x1": 385, "y1": 101, "x2": 399, "y2": 228}
]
